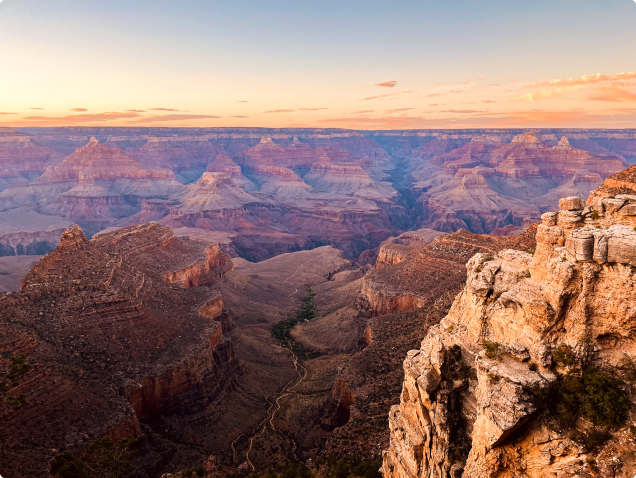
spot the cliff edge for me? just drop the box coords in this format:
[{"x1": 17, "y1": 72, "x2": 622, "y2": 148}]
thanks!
[{"x1": 382, "y1": 176, "x2": 636, "y2": 477}]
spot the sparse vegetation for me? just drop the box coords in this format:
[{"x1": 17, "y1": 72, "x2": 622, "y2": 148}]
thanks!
[
  {"x1": 271, "y1": 288, "x2": 322, "y2": 359},
  {"x1": 528, "y1": 344, "x2": 632, "y2": 454},
  {"x1": 272, "y1": 288, "x2": 316, "y2": 346},
  {"x1": 163, "y1": 466, "x2": 206, "y2": 478},
  {"x1": 529, "y1": 362, "x2": 538, "y2": 372},
  {"x1": 237, "y1": 456, "x2": 381, "y2": 478},
  {"x1": 483, "y1": 340, "x2": 503, "y2": 361},
  {"x1": 525, "y1": 248, "x2": 535, "y2": 255},
  {"x1": 50, "y1": 436, "x2": 138, "y2": 478},
  {"x1": 591, "y1": 211, "x2": 600, "y2": 220},
  {"x1": 553, "y1": 344, "x2": 577, "y2": 368},
  {"x1": 581, "y1": 428, "x2": 611, "y2": 452},
  {"x1": 315, "y1": 454, "x2": 382, "y2": 478},
  {"x1": 1, "y1": 353, "x2": 32, "y2": 409}
]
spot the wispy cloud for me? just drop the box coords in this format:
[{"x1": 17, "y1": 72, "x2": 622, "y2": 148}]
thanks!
[
  {"x1": 232, "y1": 115, "x2": 249, "y2": 118},
  {"x1": 439, "y1": 109, "x2": 485, "y2": 114},
  {"x1": 22, "y1": 112, "x2": 142, "y2": 124},
  {"x1": 70, "y1": 108, "x2": 87, "y2": 112},
  {"x1": 589, "y1": 87, "x2": 636, "y2": 102},
  {"x1": 376, "y1": 80, "x2": 397, "y2": 88},
  {"x1": 513, "y1": 85, "x2": 586, "y2": 102},
  {"x1": 351, "y1": 110, "x2": 375, "y2": 114},
  {"x1": 238, "y1": 100, "x2": 249, "y2": 103},
  {"x1": 149, "y1": 108, "x2": 181, "y2": 112},
  {"x1": 427, "y1": 90, "x2": 461, "y2": 98},
  {"x1": 297, "y1": 107, "x2": 328, "y2": 111},
  {"x1": 528, "y1": 72, "x2": 636, "y2": 89},
  {"x1": 490, "y1": 110, "x2": 598, "y2": 126},
  {"x1": 28, "y1": 108, "x2": 44, "y2": 110},
  {"x1": 0, "y1": 112, "x2": 17, "y2": 115},
  {"x1": 513, "y1": 72, "x2": 636, "y2": 102},
  {"x1": 132, "y1": 114, "x2": 221, "y2": 123},
  {"x1": 481, "y1": 100, "x2": 497, "y2": 104},
  {"x1": 359, "y1": 89, "x2": 413, "y2": 101},
  {"x1": 259, "y1": 109, "x2": 295, "y2": 113},
  {"x1": 127, "y1": 109, "x2": 146, "y2": 113},
  {"x1": 385, "y1": 108, "x2": 414, "y2": 114}
]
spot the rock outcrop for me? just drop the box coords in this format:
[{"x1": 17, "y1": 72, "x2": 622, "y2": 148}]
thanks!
[
  {"x1": 0, "y1": 129, "x2": 62, "y2": 191},
  {"x1": 359, "y1": 227, "x2": 537, "y2": 317},
  {"x1": 382, "y1": 181, "x2": 636, "y2": 477},
  {"x1": 411, "y1": 132, "x2": 627, "y2": 234},
  {"x1": 0, "y1": 223, "x2": 237, "y2": 477}
]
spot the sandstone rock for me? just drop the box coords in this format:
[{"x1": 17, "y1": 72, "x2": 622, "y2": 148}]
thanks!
[
  {"x1": 559, "y1": 196, "x2": 585, "y2": 211},
  {"x1": 541, "y1": 211, "x2": 558, "y2": 226},
  {"x1": 58, "y1": 224, "x2": 89, "y2": 251},
  {"x1": 382, "y1": 192, "x2": 636, "y2": 478},
  {"x1": 565, "y1": 226, "x2": 595, "y2": 261},
  {"x1": 0, "y1": 223, "x2": 237, "y2": 476}
]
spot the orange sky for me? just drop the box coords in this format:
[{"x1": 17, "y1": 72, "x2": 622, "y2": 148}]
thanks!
[{"x1": 1, "y1": 0, "x2": 636, "y2": 129}]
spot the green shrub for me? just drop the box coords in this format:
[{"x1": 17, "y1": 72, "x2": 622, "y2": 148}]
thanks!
[
  {"x1": 529, "y1": 362, "x2": 538, "y2": 372},
  {"x1": 483, "y1": 340, "x2": 503, "y2": 361},
  {"x1": 582, "y1": 428, "x2": 611, "y2": 452},
  {"x1": 553, "y1": 344, "x2": 577, "y2": 367},
  {"x1": 525, "y1": 248, "x2": 536, "y2": 255},
  {"x1": 7, "y1": 354, "x2": 32, "y2": 381},
  {"x1": 272, "y1": 288, "x2": 316, "y2": 347},
  {"x1": 581, "y1": 368, "x2": 630, "y2": 426},
  {"x1": 591, "y1": 211, "x2": 600, "y2": 220},
  {"x1": 315, "y1": 455, "x2": 382, "y2": 478},
  {"x1": 5, "y1": 393, "x2": 27, "y2": 410},
  {"x1": 546, "y1": 367, "x2": 630, "y2": 429}
]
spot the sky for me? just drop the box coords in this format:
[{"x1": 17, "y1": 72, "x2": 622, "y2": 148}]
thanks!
[{"x1": 1, "y1": 0, "x2": 636, "y2": 129}]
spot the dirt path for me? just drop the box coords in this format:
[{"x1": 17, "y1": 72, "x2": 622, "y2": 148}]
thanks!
[
  {"x1": 284, "y1": 249, "x2": 328, "y2": 297},
  {"x1": 234, "y1": 345, "x2": 307, "y2": 471},
  {"x1": 232, "y1": 258, "x2": 324, "y2": 470}
]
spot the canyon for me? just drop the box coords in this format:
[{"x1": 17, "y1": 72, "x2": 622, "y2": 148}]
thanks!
[
  {"x1": 382, "y1": 165, "x2": 636, "y2": 478},
  {"x1": 1, "y1": 128, "x2": 636, "y2": 477},
  {"x1": 0, "y1": 128, "x2": 632, "y2": 262}
]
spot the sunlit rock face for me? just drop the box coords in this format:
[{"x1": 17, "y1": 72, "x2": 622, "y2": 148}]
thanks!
[{"x1": 381, "y1": 169, "x2": 636, "y2": 478}]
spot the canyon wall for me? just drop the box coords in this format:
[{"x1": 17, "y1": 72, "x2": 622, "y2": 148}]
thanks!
[
  {"x1": 0, "y1": 223, "x2": 238, "y2": 477},
  {"x1": 382, "y1": 171, "x2": 636, "y2": 477}
]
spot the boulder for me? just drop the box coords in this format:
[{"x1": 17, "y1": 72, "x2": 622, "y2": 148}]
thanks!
[
  {"x1": 565, "y1": 227, "x2": 595, "y2": 262},
  {"x1": 559, "y1": 196, "x2": 585, "y2": 211}
]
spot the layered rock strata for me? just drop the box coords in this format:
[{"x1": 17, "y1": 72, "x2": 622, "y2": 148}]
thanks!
[
  {"x1": 0, "y1": 223, "x2": 236, "y2": 477},
  {"x1": 382, "y1": 187, "x2": 636, "y2": 477}
]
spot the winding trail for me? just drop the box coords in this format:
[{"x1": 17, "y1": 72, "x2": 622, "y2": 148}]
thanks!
[
  {"x1": 233, "y1": 345, "x2": 307, "y2": 471},
  {"x1": 284, "y1": 248, "x2": 328, "y2": 297},
  {"x1": 232, "y1": 248, "x2": 329, "y2": 470}
]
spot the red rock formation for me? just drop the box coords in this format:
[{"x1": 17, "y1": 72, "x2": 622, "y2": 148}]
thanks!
[
  {"x1": 164, "y1": 243, "x2": 234, "y2": 288},
  {"x1": 359, "y1": 226, "x2": 537, "y2": 317},
  {"x1": 170, "y1": 172, "x2": 259, "y2": 214},
  {"x1": 126, "y1": 135, "x2": 224, "y2": 182},
  {"x1": 0, "y1": 223, "x2": 237, "y2": 477},
  {"x1": 39, "y1": 137, "x2": 175, "y2": 183},
  {"x1": 245, "y1": 164, "x2": 311, "y2": 197},
  {"x1": 411, "y1": 133, "x2": 628, "y2": 234},
  {"x1": 207, "y1": 153, "x2": 257, "y2": 191},
  {"x1": 0, "y1": 129, "x2": 62, "y2": 191}
]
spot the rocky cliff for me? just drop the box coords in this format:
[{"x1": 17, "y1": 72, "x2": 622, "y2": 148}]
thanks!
[
  {"x1": 382, "y1": 183, "x2": 636, "y2": 477},
  {"x1": 0, "y1": 223, "x2": 237, "y2": 477}
]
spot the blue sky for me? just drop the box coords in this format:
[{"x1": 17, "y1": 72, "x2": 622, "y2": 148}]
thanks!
[{"x1": 1, "y1": 0, "x2": 635, "y2": 128}]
